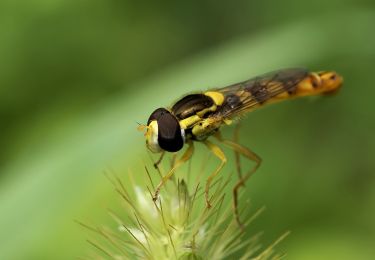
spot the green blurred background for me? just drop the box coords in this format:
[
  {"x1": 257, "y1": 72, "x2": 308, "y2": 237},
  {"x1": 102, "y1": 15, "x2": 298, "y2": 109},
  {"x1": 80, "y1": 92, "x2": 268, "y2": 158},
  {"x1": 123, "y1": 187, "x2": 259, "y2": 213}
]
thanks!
[{"x1": 1, "y1": 0, "x2": 375, "y2": 259}]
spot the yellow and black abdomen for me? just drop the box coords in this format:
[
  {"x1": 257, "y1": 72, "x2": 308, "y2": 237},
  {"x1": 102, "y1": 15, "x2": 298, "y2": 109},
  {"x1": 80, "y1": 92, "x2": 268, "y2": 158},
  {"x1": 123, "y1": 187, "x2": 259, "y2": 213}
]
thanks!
[{"x1": 215, "y1": 68, "x2": 343, "y2": 118}]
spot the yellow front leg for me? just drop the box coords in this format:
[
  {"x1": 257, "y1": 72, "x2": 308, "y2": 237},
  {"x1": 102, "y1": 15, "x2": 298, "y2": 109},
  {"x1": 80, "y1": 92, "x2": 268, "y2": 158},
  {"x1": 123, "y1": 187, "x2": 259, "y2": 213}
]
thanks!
[
  {"x1": 153, "y1": 151, "x2": 165, "y2": 169},
  {"x1": 203, "y1": 140, "x2": 227, "y2": 208},
  {"x1": 153, "y1": 141, "x2": 194, "y2": 201}
]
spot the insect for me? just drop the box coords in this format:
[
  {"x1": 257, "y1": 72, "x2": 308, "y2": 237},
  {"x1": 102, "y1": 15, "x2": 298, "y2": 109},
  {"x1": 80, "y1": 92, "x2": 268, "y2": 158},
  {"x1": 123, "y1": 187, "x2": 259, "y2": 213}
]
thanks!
[{"x1": 139, "y1": 68, "x2": 343, "y2": 226}]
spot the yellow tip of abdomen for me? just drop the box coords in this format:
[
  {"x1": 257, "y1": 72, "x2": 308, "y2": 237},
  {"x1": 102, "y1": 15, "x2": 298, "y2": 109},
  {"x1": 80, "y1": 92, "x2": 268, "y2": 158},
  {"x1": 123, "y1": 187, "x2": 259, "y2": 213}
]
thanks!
[
  {"x1": 295, "y1": 71, "x2": 343, "y2": 97},
  {"x1": 317, "y1": 71, "x2": 343, "y2": 95}
]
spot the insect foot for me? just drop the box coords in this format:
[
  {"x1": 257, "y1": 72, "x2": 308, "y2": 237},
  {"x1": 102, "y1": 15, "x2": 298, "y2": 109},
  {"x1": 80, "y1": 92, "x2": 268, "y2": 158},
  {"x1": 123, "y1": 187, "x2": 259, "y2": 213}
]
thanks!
[{"x1": 152, "y1": 190, "x2": 160, "y2": 202}]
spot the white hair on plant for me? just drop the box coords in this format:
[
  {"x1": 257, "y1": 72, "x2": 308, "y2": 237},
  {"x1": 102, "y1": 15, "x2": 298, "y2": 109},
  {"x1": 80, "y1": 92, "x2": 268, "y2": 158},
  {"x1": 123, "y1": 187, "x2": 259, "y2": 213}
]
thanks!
[{"x1": 79, "y1": 165, "x2": 289, "y2": 260}]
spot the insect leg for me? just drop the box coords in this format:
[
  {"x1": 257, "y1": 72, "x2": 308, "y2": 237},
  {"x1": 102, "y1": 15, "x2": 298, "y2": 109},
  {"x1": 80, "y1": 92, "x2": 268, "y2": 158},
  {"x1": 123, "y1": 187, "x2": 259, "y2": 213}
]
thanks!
[
  {"x1": 233, "y1": 124, "x2": 242, "y2": 180},
  {"x1": 215, "y1": 134, "x2": 261, "y2": 228},
  {"x1": 203, "y1": 140, "x2": 227, "y2": 208},
  {"x1": 153, "y1": 151, "x2": 165, "y2": 169},
  {"x1": 153, "y1": 141, "x2": 194, "y2": 201}
]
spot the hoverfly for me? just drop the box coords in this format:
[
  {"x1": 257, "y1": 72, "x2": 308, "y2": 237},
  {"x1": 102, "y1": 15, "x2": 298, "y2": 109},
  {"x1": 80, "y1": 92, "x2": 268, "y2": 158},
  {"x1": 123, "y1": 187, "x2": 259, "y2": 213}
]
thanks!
[{"x1": 139, "y1": 68, "x2": 342, "y2": 225}]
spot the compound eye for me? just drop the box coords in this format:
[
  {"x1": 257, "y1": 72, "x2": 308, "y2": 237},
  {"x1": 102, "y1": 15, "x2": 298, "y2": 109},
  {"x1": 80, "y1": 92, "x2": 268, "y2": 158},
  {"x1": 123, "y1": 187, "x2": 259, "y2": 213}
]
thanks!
[
  {"x1": 147, "y1": 108, "x2": 167, "y2": 125},
  {"x1": 148, "y1": 108, "x2": 183, "y2": 152}
]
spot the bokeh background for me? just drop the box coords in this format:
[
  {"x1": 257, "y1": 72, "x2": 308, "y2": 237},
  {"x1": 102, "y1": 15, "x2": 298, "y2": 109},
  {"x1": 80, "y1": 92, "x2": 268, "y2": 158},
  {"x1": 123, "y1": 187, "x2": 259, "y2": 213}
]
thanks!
[{"x1": 1, "y1": 1, "x2": 375, "y2": 259}]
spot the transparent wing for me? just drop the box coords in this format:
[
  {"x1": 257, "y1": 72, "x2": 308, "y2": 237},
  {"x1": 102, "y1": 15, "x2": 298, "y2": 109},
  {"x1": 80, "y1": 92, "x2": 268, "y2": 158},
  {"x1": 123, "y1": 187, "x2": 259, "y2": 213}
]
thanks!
[{"x1": 214, "y1": 68, "x2": 309, "y2": 118}]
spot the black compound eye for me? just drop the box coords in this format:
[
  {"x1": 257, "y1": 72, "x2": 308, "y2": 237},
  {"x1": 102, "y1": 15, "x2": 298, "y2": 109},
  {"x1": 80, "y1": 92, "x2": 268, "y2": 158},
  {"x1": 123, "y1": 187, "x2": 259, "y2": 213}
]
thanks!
[
  {"x1": 147, "y1": 108, "x2": 184, "y2": 152},
  {"x1": 147, "y1": 107, "x2": 167, "y2": 125}
]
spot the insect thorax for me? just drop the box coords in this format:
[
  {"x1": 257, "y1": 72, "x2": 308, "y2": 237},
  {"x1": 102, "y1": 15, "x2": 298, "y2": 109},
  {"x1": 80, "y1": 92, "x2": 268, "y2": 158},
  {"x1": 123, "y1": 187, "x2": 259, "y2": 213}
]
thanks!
[{"x1": 171, "y1": 92, "x2": 225, "y2": 141}]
